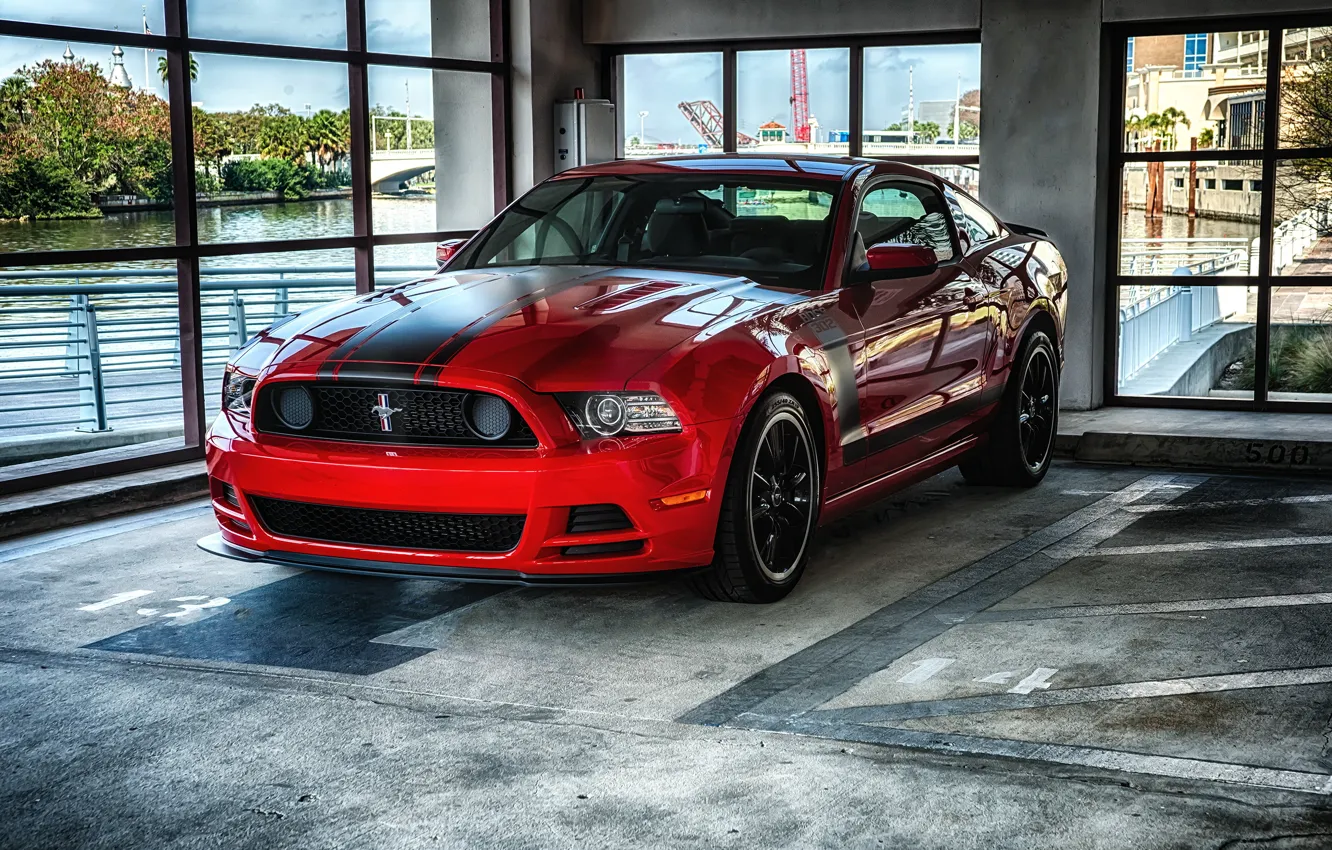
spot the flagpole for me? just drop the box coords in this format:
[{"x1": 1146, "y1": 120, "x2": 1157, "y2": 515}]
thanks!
[{"x1": 142, "y1": 6, "x2": 150, "y2": 94}]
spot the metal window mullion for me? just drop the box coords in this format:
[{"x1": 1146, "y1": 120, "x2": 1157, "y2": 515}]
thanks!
[
  {"x1": 1254, "y1": 24, "x2": 1284, "y2": 411},
  {"x1": 346, "y1": 0, "x2": 373, "y2": 294},
  {"x1": 849, "y1": 45, "x2": 864, "y2": 158},
  {"x1": 491, "y1": 0, "x2": 512, "y2": 213},
  {"x1": 723, "y1": 48, "x2": 737, "y2": 154},
  {"x1": 167, "y1": 0, "x2": 205, "y2": 449}
]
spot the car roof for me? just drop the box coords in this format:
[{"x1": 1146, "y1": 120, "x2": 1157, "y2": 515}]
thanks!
[{"x1": 558, "y1": 153, "x2": 932, "y2": 183}]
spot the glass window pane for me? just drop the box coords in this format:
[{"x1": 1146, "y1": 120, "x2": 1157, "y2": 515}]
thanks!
[
  {"x1": 1122, "y1": 31, "x2": 1267, "y2": 152},
  {"x1": 199, "y1": 248, "x2": 357, "y2": 415},
  {"x1": 370, "y1": 66, "x2": 491, "y2": 235},
  {"x1": 0, "y1": 260, "x2": 184, "y2": 480},
  {"x1": 1116, "y1": 284, "x2": 1257, "y2": 400},
  {"x1": 374, "y1": 243, "x2": 438, "y2": 288},
  {"x1": 1268, "y1": 286, "x2": 1332, "y2": 402},
  {"x1": 1271, "y1": 158, "x2": 1332, "y2": 276},
  {"x1": 188, "y1": 0, "x2": 347, "y2": 50},
  {"x1": 863, "y1": 44, "x2": 980, "y2": 155},
  {"x1": 366, "y1": 0, "x2": 492, "y2": 61},
  {"x1": 1279, "y1": 27, "x2": 1332, "y2": 149},
  {"x1": 1117, "y1": 163, "x2": 1261, "y2": 276},
  {"x1": 738, "y1": 48, "x2": 848, "y2": 155},
  {"x1": 0, "y1": 0, "x2": 165, "y2": 33},
  {"x1": 919, "y1": 164, "x2": 979, "y2": 195},
  {"x1": 0, "y1": 36, "x2": 175, "y2": 252},
  {"x1": 191, "y1": 54, "x2": 352, "y2": 244},
  {"x1": 622, "y1": 52, "x2": 722, "y2": 158}
]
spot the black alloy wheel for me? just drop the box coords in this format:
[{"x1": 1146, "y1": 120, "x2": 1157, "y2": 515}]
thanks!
[
  {"x1": 1018, "y1": 345, "x2": 1057, "y2": 474},
  {"x1": 748, "y1": 412, "x2": 817, "y2": 582},
  {"x1": 959, "y1": 330, "x2": 1059, "y2": 487},
  {"x1": 688, "y1": 391, "x2": 820, "y2": 603}
]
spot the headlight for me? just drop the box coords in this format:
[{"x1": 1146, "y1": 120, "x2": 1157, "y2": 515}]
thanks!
[
  {"x1": 557, "y1": 392, "x2": 681, "y2": 438},
  {"x1": 222, "y1": 367, "x2": 255, "y2": 415}
]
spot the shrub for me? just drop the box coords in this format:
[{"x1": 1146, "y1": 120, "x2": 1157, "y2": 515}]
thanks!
[
  {"x1": 1289, "y1": 326, "x2": 1332, "y2": 394},
  {"x1": 0, "y1": 154, "x2": 98, "y2": 219},
  {"x1": 220, "y1": 157, "x2": 318, "y2": 199}
]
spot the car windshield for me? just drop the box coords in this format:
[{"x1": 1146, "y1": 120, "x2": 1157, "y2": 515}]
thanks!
[{"x1": 454, "y1": 174, "x2": 841, "y2": 289}]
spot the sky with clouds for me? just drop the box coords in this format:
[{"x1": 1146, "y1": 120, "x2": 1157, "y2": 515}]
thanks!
[{"x1": 0, "y1": 1, "x2": 978, "y2": 139}]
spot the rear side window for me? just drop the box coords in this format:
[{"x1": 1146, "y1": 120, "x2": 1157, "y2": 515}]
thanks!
[
  {"x1": 950, "y1": 192, "x2": 1003, "y2": 249},
  {"x1": 856, "y1": 182, "x2": 955, "y2": 263}
]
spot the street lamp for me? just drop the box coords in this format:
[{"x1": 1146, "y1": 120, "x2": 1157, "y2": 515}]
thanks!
[{"x1": 638, "y1": 110, "x2": 648, "y2": 144}]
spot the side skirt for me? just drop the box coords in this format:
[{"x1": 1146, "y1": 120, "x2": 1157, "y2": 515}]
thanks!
[{"x1": 819, "y1": 435, "x2": 981, "y2": 525}]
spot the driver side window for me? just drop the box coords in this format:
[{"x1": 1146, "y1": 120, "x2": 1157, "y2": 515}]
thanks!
[{"x1": 856, "y1": 182, "x2": 956, "y2": 265}]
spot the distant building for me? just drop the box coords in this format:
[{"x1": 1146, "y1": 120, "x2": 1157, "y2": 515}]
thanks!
[
  {"x1": 108, "y1": 45, "x2": 132, "y2": 89},
  {"x1": 757, "y1": 121, "x2": 786, "y2": 143},
  {"x1": 918, "y1": 100, "x2": 955, "y2": 127}
]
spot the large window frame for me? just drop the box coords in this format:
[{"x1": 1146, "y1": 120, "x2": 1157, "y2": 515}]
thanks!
[
  {"x1": 1105, "y1": 14, "x2": 1332, "y2": 414},
  {"x1": 603, "y1": 31, "x2": 981, "y2": 170},
  {"x1": 0, "y1": 0, "x2": 512, "y2": 494}
]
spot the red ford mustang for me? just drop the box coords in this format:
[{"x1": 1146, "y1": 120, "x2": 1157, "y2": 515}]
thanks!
[{"x1": 200, "y1": 155, "x2": 1067, "y2": 602}]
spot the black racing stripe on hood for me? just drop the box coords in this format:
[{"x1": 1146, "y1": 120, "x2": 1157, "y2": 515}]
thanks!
[
  {"x1": 326, "y1": 268, "x2": 607, "y2": 378},
  {"x1": 422, "y1": 269, "x2": 606, "y2": 369},
  {"x1": 316, "y1": 274, "x2": 504, "y2": 379}
]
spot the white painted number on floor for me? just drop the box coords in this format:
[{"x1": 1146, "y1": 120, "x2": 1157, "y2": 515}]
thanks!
[{"x1": 897, "y1": 658, "x2": 956, "y2": 684}]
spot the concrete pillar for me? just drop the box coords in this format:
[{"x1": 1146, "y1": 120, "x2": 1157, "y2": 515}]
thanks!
[
  {"x1": 981, "y1": 0, "x2": 1106, "y2": 410},
  {"x1": 510, "y1": 0, "x2": 604, "y2": 193}
]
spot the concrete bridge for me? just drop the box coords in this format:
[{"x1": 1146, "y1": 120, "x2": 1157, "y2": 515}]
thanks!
[{"x1": 370, "y1": 148, "x2": 435, "y2": 193}]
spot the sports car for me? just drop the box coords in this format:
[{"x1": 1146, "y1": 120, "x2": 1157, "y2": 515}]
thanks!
[{"x1": 200, "y1": 154, "x2": 1067, "y2": 603}]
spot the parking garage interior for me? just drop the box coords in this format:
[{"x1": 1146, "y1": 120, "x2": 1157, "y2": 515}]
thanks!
[{"x1": 6, "y1": 1, "x2": 1332, "y2": 847}]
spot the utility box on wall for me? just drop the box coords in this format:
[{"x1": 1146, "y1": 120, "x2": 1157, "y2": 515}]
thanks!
[{"x1": 554, "y1": 98, "x2": 616, "y2": 173}]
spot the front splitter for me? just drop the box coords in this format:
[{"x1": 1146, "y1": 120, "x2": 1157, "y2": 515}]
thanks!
[{"x1": 197, "y1": 532, "x2": 704, "y2": 587}]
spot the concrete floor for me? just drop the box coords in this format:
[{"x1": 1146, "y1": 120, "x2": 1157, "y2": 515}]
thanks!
[{"x1": 5, "y1": 463, "x2": 1332, "y2": 848}]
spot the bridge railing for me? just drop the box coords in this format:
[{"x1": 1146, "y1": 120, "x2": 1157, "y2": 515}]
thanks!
[
  {"x1": 1118, "y1": 285, "x2": 1227, "y2": 385},
  {"x1": 1119, "y1": 238, "x2": 1252, "y2": 276},
  {"x1": 1272, "y1": 200, "x2": 1332, "y2": 275},
  {"x1": 0, "y1": 265, "x2": 434, "y2": 438}
]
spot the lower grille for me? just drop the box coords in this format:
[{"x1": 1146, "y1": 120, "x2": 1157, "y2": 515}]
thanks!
[
  {"x1": 567, "y1": 504, "x2": 632, "y2": 534},
  {"x1": 250, "y1": 496, "x2": 525, "y2": 553}
]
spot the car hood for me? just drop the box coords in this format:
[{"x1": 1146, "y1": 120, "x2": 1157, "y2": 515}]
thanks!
[{"x1": 241, "y1": 265, "x2": 795, "y2": 391}]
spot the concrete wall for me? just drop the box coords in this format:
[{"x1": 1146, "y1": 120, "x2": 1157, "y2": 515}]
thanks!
[
  {"x1": 511, "y1": 0, "x2": 604, "y2": 192},
  {"x1": 584, "y1": 0, "x2": 979, "y2": 44},
  {"x1": 979, "y1": 0, "x2": 1106, "y2": 410}
]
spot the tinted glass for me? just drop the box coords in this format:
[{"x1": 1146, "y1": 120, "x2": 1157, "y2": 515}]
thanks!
[
  {"x1": 621, "y1": 53, "x2": 723, "y2": 157},
  {"x1": 188, "y1": 0, "x2": 347, "y2": 49},
  {"x1": 1279, "y1": 26, "x2": 1332, "y2": 150},
  {"x1": 863, "y1": 44, "x2": 980, "y2": 153},
  {"x1": 457, "y1": 175, "x2": 839, "y2": 288},
  {"x1": 738, "y1": 48, "x2": 849, "y2": 155},
  {"x1": 859, "y1": 183, "x2": 954, "y2": 263},
  {"x1": 950, "y1": 192, "x2": 1002, "y2": 248},
  {"x1": 1116, "y1": 284, "x2": 1256, "y2": 399}
]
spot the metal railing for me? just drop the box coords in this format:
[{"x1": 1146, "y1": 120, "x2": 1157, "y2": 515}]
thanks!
[
  {"x1": 0, "y1": 265, "x2": 434, "y2": 438},
  {"x1": 1272, "y1": 200, "x2": 1332, "y2": 276},
  {"x1": 1119, "y1": 237, "x2": 1252, "y2": 276},
  {"x1": 1118, "y1": 285, "x2": 1226, "y2": 384}
]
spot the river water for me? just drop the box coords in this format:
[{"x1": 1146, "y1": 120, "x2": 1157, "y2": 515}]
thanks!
[{"x1": 0, "y1": 196, "x2": 444, "y2": 272}]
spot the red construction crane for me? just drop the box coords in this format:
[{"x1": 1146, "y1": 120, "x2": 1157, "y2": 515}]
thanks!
[{"x1": 790, "y1": 49, "x2": 810, "y2": 143}]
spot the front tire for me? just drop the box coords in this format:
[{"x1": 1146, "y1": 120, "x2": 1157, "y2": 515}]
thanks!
[
  {"x1": 688, "y1": 391, "x2": 820, "y2": 604},
  {"x1": 960, "y1": 330, "x2": 1059, "y2": 487}
]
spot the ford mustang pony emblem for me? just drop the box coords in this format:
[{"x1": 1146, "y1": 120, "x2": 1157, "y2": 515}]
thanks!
[{"x1": 370, "y1": 392, "x2": 402, "y2": 432}]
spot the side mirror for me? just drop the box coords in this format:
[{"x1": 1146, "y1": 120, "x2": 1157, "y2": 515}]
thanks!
[
  {"x1": 849, "y1": 243, "x2": 939, "y2": 284},
  {"x1": 436, "y1": 238, "x2": 468, "y2": 270}
]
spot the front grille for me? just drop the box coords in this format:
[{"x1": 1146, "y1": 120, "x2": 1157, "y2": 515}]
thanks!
[
  {"x1": 252, "y1": 383, "x2": 537, "y2": 447},
  {"x1": 567, "y1": 504, "x2": 632, "y2": 534},
  {"x1": 250, "y1": 496, "x2": 525, "y2": 553}
]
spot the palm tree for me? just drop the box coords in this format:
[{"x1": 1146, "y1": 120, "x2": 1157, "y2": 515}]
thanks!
[
  {"x1": 157, "y1": 53, "x2": 199, "y2": 84},
  {"x1": 0, "y1": 75, "x2": 30, "y2": 132},
  {"x1": 1124, "y1": 114, "x2": 1146, "y2": 151},
  {"x1": 1158, "y1": 106, "x2": 1192, "y2": 151},
  {"x1": 1198, "y1": 127, "x2": 1215, "y2": 148}
]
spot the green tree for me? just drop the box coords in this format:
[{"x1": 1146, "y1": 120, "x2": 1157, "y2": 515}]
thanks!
[
  {"x1": 1158, "y1": 106, "x2": 1191, "y2": 150},
  {"x1": 157, "y1": 53, "x2": 199, "y2": 83}
]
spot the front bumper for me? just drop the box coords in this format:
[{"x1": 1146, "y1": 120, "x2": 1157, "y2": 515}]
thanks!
[{"x1": 204, "y1": 411, "x2": 735, "y2": 580}]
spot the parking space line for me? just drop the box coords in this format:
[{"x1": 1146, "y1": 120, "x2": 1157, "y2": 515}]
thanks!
[
  {"x1": 969, "y1": 592, "x2": 1332, "y2": 623},
  {"x1": 680, "y1": 473, "x2": 1204, "y2": 726},
  {"x1": 808, "y1": 665, "x2": 1332, "y2": 724},
  {"x1": 754, "y1": 714, "x2": 1332, "y2": 796},
  {"x1": 1084, "y1": 536, "x2": 1332, "y2": 558},
  {"x1": 1124, "y1": 494, "x2": 1332, "y2": 513}
]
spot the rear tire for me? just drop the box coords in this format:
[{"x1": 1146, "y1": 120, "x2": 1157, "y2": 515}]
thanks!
[
  {"x1": 688, "y1": 391, "x2": 820, "y2": 604},
  {"x1": 959, "y1": 330, "x2": 1059, "y2": 488}
]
